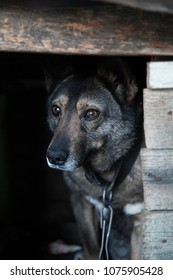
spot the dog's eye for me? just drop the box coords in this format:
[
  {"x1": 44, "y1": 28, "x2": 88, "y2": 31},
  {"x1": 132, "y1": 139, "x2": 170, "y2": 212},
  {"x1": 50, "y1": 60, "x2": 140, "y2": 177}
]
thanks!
[
  {"x1": 83, "y1": 109, "x2": 100, "y2": 121},
  {"x1": 51, "y1": 105, "x2": 61, "y2": 117}
]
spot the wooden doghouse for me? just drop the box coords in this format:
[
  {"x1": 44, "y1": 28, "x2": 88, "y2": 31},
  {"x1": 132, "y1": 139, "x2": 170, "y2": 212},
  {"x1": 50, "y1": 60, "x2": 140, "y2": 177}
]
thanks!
[{"x1": 0, "y1": 0, "x2": 173, "y2": 259}]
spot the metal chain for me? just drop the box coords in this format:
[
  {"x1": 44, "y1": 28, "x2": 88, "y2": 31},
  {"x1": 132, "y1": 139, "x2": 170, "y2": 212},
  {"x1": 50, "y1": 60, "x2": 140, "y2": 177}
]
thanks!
[{"x1": 99, "y1": 187, "x2": 113, "y2": 260}]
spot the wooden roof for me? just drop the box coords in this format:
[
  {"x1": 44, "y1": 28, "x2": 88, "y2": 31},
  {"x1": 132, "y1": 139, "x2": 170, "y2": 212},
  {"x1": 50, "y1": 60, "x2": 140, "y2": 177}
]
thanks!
[{"x1": 0, "y1": 1, "x2": 173, "y2": 55}]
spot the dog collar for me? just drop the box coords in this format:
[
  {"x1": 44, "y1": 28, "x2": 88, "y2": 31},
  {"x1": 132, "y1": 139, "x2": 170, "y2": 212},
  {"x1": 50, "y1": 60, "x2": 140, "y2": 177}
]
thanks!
[{"x1": 84, "y1": 158, "x2": 123, "y2": 190}]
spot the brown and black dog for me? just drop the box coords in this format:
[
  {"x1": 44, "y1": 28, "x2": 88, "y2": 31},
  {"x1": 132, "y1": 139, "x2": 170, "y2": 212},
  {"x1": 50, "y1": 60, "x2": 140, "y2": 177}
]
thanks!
[{"x1": 45, "y1": 56, "x2": 143, "y2": 259}]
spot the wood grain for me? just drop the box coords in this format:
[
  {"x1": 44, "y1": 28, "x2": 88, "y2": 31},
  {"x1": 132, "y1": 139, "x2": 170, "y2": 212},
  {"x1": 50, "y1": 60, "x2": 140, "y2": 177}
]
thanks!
[
  {"x1": 141, "y1": 149, "x2": 173, "y2": 210},
  {"x1": 141, "y1": 210, "x2": 173, "y2": 259},
  {"x1": 1, "y1": 4, "x2": 173, "y2": 54},
  {"x1": 147, "y1": 62, "x2": 173, "y2": 89},
  {"x1": 143, "y1": 89, "x2": 173, "y2": 149}
]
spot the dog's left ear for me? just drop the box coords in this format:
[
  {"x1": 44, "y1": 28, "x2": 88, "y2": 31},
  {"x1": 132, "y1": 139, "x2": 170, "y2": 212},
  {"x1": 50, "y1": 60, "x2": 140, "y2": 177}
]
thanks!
[
  {"x1": 43, "y1": 56, "x2": 74, "y2": 93},
  {"x1": 97, "y1": 58, "x2": 138, "y2": 104}
]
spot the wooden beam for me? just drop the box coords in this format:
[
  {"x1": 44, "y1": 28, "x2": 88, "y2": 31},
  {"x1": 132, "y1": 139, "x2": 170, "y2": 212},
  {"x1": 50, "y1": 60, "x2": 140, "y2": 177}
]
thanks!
[{"x1": 0, "y1": 4, "x2": 173, "y2": 55}]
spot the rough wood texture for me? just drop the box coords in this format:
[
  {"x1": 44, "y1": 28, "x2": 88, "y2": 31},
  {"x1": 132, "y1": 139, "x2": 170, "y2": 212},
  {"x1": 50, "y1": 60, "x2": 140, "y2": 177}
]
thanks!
[
  {"x1": 147, "y1": 61, "x2": 173, "y2": 89},
  {"x1": 143, "y1": 89, "x2": 173, "y2": 149},
  {"x1": 1, "y1": 4, "x2": 173, "y2": 55},
  {"x1": 141, "y1": 149, "x2": 173, "y2": 210},
  {"x1": 141, "y1": 210, "x2": 173, "y2": 259}
]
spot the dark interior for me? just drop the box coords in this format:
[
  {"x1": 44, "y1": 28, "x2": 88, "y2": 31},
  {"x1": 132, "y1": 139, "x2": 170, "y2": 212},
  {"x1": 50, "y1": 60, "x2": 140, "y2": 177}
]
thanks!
[
  {"x1": 0, "y1": 52, "x2": 79, "y2": 260},
  {"x1": 0, "y1": 52, "x2": 147, "y2": 259}
]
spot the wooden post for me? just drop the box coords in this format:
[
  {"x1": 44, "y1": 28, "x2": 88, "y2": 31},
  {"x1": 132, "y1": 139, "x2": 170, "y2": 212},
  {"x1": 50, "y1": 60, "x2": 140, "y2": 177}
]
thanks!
[{"x1": 141, "y1": 61, "x2": 173, "y2": 259}]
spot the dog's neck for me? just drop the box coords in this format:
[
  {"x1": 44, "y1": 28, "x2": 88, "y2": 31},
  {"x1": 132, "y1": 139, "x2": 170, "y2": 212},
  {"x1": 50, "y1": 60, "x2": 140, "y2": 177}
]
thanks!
[
  {"x1": 84, "y1": 160, "x2": 122, "y2": 188},
  {"x1": 84, "y1": 135, "x2": 142, "y2": 189}
]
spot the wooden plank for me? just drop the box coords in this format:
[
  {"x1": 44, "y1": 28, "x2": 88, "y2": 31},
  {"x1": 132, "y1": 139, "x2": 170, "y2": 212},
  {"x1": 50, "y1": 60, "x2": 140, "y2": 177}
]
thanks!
[
  {"x1": 141, "y1": 149, "x2": 173, "y2": 210},
  {"x1": 141, "y1": 210, "x2": 173, "y2": 259},
  {"x1": 1, "y1": 4, "x2": 173, "y2": 55},
  {"x1": 143, "y1": 184, "x2": 173, "y2": 211},
  {"x1": 143, "y1": 89, "x2": 173, "y2": 149},
  {"x1": 147, "y1": 62, "x2": 173, "y2": 89}
]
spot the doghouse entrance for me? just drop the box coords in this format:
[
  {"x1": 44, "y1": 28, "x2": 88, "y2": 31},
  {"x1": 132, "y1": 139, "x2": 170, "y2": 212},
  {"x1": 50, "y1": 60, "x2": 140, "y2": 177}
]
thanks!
[
  {"x1": 0, "y1": 52, "x2": 148, "y2": 259},
  {"x1": 0, "y1": 0, "x2": 173, "y2": 260}
]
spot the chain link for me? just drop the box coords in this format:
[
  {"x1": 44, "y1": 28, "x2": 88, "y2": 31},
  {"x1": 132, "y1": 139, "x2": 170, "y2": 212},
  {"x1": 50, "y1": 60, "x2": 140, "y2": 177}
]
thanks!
[{"x1": 99, "y1": 187, "x2": 113, "y2": 260}]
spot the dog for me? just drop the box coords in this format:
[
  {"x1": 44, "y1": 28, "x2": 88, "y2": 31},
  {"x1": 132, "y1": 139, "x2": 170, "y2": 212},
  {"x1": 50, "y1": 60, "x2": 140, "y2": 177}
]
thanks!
[{"x1": 45, "y1": 56, "x2": 143, "y2": 259}]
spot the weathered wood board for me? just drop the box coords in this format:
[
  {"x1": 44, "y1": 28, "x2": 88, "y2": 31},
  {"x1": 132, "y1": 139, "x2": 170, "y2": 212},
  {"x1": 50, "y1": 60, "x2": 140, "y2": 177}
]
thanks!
[
  {"x1": 141, "y1": 210, "x2": 173, "y2": 259},
  {"x1": 1, "y1": 4, "x2": 173, "y2": 55},
  {"x1": 147, "y1": 62, "x2": 173, "y2": 89},
  {"x1": 143, "y1": 89, "x2": 173, "y2": 149},
  {"x1": 141, "y1": 149, "x2": 173, "y2": 211}
]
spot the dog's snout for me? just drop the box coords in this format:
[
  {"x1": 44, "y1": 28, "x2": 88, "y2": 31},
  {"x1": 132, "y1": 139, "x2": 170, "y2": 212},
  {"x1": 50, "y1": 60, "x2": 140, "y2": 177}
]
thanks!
[{"x1": 47, "y1": 149, "x2": 69, "y2": 166}]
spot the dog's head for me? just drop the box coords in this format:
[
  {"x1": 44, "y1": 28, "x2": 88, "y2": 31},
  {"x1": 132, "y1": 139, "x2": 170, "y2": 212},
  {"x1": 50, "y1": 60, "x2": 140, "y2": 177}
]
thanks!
[{"x1": 45, "y1": 56, "x2": 141, "y2": 172}]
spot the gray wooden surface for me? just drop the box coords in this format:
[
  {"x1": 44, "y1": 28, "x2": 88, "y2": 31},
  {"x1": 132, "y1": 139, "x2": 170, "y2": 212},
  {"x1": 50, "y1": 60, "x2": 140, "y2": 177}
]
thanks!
[
  {"x1": 141, "y1": 149, "x2": 173, "y2": 211},
  {"x1": 141, "y1": 211, "x2": 173, "y2": 259},
  {"x1": 143, "y1": 89, "x2": 173, "y2": 149},
  {"x1": 147, "y1": 62, "x2": 173, "y2": 89},
  {"x1": 141, "y1": 60, "x2": 173, "y2": 260}
]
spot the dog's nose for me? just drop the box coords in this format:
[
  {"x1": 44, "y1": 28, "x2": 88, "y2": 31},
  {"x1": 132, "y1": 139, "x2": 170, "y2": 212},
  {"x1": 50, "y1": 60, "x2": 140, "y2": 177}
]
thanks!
[{"x1": 47, "y1": 149, "x2": 69, "y2": 165}]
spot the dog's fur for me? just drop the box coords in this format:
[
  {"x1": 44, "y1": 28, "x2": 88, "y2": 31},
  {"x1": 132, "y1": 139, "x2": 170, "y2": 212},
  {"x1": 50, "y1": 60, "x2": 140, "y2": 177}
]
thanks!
[{"x1": 45, "y1": 56, "x2": 143, "y2": 259}]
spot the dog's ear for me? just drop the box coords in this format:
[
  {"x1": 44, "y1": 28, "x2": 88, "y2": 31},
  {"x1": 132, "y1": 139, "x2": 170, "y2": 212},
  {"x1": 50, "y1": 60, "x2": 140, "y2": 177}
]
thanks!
[
  {"x1": 43, "y1": 56, "x2": 74, "y2": 93},
  {"x1": 97, "y1": 58, "x2": 138, "y2": 104},
  {"x1": 115, "y1": 78, "x2": 138, "y2": 103}
]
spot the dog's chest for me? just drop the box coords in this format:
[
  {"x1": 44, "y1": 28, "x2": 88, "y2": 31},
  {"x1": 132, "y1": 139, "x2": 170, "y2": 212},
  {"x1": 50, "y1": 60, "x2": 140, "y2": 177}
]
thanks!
[
  {"x1": 64, "y1": 155, "x2": 143, "y2": 215},
  {"x1": 85, "y1": 194, "x2": 143, "y2": 216}
]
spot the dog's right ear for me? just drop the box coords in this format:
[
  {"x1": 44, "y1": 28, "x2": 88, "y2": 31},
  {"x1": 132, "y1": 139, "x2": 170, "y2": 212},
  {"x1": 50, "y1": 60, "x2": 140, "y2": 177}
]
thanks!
[
  {"x1": 97, "y1": 58, "x2": 138, "y2": 104},
  {"x1": 43, "y1": 56, "x2": 73, "y2": 93}
]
